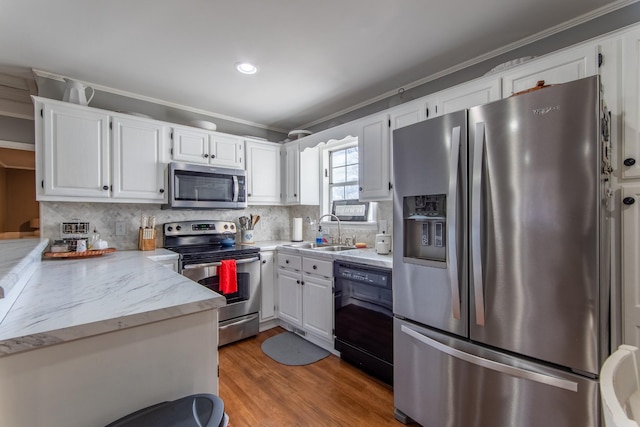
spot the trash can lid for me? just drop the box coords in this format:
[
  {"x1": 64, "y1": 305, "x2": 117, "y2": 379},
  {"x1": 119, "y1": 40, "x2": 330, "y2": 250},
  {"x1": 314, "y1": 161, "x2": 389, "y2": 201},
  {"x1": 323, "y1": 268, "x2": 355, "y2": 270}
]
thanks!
[{"x1": 105, "y1": 393, "x2": 225, "y2": 427}]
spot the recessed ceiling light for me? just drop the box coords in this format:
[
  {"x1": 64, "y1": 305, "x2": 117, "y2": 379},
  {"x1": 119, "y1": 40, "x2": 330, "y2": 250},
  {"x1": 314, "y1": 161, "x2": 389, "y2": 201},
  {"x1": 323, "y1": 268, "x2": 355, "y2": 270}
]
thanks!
[{"x1": 236, "y1": 62, "x2": 257, "y2": 75}]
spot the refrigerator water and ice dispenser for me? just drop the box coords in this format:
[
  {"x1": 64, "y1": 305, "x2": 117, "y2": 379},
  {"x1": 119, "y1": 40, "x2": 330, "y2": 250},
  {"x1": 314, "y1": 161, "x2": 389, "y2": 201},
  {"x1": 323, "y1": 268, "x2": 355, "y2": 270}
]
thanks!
[{"x1": 403, "y1": 194, "x2": 447, "y2": 265}]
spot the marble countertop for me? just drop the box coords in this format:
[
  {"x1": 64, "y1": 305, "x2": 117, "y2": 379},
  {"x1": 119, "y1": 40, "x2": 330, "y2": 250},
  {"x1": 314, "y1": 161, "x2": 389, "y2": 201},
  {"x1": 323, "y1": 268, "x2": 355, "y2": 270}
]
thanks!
[
  {"x1": 275, "y1": 242, "x2": 393, "y2": 269},
  {"x1": 0, "y1": 246, "x2": 225, "y2": 357}
]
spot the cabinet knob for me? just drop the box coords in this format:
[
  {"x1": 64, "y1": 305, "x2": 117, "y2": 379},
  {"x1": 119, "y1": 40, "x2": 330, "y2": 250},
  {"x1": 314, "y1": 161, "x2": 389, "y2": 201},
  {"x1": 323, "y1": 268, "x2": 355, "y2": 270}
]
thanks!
[
  {"x1": 102, "y1": 185, "x2": 109, "y2": 191},
  {"x1": 211, "y1": 154, "x2": 216, "y2": 159},
  {"x1": 285, "y1": 259, "x2": 289, "y2": 264},
  {"x1": 159, "y1": 188, "x2": 165, "y2": 193},
  {"x1": 624, "y1": 158, "x2": 636, "y2": 167},
  {"x1": 359, "y1": 187, "x2": 363, "y2": 191},
  {"x1": 248, "y1": 193, "x2": 252, "y2": 197},
  {"x1": 296, "y1": 279, "x2": 300, "y2": 284},
  {"x1": 313, "y1": 265, "x2": 317, "y2": 270},
  {"x1": 294, "y1": 193, "x2": 297, "y2": 197},
  {"x1": 623, "y1": 197, "x2": 636, "y2": 206},
  {"x1": 262, "y1": 260, "x2": 266, "y2": 264},
  {"x1": 203, "y1": 154, "x2": 209, "y2": 158}
]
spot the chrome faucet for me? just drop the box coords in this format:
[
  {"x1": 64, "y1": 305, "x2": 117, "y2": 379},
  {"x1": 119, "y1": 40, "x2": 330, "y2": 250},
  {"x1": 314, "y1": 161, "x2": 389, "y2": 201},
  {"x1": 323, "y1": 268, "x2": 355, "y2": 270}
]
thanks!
[{"x1": 318, "y1": 214, "x2": 341, "y2": 245}]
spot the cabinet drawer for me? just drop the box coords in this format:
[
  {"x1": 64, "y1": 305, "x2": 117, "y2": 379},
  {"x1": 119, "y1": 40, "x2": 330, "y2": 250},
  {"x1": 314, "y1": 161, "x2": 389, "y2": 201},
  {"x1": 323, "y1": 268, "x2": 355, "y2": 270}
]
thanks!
[
  {"x1": 302, "y1": 257, "x2": 333, "y2": 277},
  {"x1": 278, "y1": 253, "x2": 302, "y2": 271}
]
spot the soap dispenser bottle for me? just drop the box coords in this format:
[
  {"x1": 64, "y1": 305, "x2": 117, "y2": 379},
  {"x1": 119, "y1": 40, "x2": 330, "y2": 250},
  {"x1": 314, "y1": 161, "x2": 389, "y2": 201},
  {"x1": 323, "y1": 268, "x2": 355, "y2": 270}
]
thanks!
[{"x1": 316, "y1": 226, "x2": 323, "y2": 245}]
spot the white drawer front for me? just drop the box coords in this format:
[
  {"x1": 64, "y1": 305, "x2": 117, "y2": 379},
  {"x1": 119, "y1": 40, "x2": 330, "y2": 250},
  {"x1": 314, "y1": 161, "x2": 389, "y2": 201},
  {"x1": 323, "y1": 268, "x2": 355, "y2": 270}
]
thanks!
[
  {"x1": 302, "y1": 257, "x2": 333, "y2": 278},
  {"x1": 278, "y1": 253, "x2": 302, "y2": 271}
]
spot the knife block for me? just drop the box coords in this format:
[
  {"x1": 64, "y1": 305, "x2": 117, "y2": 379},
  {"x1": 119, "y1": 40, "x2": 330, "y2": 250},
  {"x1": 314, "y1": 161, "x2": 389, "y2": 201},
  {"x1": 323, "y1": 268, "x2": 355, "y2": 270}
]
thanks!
[{"x1": 138, "y1": 228, "x2": 156, "y2": 251}]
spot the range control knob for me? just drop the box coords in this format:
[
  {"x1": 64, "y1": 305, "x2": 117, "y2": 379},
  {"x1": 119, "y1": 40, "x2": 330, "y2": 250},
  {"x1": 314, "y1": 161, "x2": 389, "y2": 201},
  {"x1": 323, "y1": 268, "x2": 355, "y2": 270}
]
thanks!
[
  {"x1": 167, "y1": 226, "x2": 173, "y2": 232},
  {"x1": 176, "y1": 225, "x2": 182, "y2": 231},
  {"x1": 224, "y1": 224, "x2": 229, "y2": 229}
]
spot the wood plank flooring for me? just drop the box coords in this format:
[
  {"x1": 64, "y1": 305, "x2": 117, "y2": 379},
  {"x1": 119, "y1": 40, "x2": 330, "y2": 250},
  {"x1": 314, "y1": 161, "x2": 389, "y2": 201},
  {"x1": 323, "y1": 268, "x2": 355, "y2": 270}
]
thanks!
[{"x1": 219, "y1": 327, "x2": 405, "y2": 427}]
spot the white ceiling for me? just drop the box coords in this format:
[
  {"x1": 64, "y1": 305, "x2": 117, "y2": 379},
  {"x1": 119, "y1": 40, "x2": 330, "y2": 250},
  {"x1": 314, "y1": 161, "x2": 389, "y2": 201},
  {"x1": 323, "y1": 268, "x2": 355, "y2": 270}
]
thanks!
[{"x1": 0, "y1": 0, "x2": 629, "y2": 132}]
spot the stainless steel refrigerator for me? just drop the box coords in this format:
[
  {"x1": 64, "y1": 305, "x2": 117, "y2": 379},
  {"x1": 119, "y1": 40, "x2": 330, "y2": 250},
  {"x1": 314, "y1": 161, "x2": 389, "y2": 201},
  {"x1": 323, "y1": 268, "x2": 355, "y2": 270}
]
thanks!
[{"x1": 391, "y1": 76, "x2": 612, "y2": 427}]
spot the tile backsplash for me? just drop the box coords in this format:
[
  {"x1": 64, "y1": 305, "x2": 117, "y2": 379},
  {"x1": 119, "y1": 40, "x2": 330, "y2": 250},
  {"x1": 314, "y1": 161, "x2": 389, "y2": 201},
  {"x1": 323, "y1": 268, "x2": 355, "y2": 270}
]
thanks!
[{"x1": 40, "y1": 201, "x2": 393, "y2": 250}]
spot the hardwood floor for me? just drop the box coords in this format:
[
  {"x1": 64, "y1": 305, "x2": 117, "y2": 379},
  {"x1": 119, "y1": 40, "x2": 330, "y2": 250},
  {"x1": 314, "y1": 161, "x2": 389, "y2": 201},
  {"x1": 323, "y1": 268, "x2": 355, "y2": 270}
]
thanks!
[{"x1": 219, "y1": 327, "x2": 404, "y2": 427}]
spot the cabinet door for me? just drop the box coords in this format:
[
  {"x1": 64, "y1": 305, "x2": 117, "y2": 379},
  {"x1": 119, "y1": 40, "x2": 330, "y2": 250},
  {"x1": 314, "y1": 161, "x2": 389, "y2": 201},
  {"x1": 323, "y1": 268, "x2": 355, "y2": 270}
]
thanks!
[
  {"x1": 439, "y1": 77, "x2": 501, "y2": 114},
  {"x1": 112, "y1": 116, "x2": 166, "y2": 201},
  {"x1": 622, "y1": 28, "x2": 640, "y2": 179},
  {"x1": 41, "y1": 102, "x2": 110, "y2": 198},
  {"x1": 245, "y1": 140, "x2": 282, "y2": 204},
  {"x1": 260, "y1": 251, "x2": 276, "y2": 322},
  {"x1": 277, "y1": 268, "x2": 303, "y2": 327},
  {"x1": 172, "y1": 127, "x2": 209, "y2": 164},
  {"x1": 358, "y1": 113, "x2": 391, "y2": 201},
  {"x1": 283, "y1": 144, "x2": 299, "y2": 204},
  {"x1": 390, "y1": 99, "x2": 428, "y2": 132},
  {"x1": 298, "y1": 144, "x2": 319, "y2": 205},
  {"x1": 501, "y1": 44, "x2": 598, "y2": 97},
  {"x1": 623, "y1": 184, "x2": 640, "y2": 346},
  {"x1": 211, "y1": 133, "x2": 244, "y2": 169},
  {"x1": 302, "y1": 274, "x2": 333, "y2": 342}
]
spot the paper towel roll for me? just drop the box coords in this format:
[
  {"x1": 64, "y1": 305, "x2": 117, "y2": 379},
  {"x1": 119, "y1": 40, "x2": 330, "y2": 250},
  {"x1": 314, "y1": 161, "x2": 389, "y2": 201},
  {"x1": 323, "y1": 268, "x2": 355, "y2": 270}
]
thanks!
[{"x1": 292, "y1": 218, "x2": 303, "y2": 242}]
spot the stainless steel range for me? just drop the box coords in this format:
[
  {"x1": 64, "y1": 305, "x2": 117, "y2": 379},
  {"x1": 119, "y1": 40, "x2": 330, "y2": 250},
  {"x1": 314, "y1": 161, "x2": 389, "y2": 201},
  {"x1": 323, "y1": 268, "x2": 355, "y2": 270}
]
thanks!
[{"x1": 163, "y1": 220, "x2": 261, "y2": 346}]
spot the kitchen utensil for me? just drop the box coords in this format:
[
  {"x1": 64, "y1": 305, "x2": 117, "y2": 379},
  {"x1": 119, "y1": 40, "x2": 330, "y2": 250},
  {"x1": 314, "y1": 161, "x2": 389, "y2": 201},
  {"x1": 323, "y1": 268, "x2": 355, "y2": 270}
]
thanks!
[
  {"x1": 62, "y1": 78, "x2": 95, "y2": 106},
  {"x1": 252, "y1": 215, "x2": 260, "y2": 228},
  {"x1": 241, "y1": 229, "x2": 254, "y2": 244}
]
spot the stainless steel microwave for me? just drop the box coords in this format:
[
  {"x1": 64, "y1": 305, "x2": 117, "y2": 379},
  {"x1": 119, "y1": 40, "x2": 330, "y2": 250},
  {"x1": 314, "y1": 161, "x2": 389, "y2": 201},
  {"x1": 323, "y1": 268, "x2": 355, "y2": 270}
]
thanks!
[{"x1": 163, "y1": 162, "x2": 247, "y2": 209}]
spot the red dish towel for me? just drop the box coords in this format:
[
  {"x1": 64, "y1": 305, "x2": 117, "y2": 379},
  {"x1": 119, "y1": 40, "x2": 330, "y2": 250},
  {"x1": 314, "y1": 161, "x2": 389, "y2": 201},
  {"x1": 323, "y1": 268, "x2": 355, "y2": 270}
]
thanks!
[{"x1": 219, "y1": 260, "x2": 238, "y2": 294}]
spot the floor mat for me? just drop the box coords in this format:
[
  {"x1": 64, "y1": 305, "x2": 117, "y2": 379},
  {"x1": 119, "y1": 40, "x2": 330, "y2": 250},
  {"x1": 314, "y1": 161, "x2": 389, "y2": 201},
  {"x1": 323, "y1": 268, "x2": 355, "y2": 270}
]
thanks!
[{"x1": 261, "y1": 331, "x2": 330, "y2": 366}]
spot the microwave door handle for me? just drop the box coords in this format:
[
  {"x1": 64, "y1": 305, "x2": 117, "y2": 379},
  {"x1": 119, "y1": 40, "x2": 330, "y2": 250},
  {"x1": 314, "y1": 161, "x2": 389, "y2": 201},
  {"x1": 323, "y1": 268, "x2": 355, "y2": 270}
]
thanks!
[
  {"x1": 471, "y1": 121, "x2": 486, "y2": 326},
  {"x1": 447, "y1": 125, "x2": 462, "y2": 320},
  {"x1": 183, "y1": 257, "x2": 260, "y2": 270},
  {"x1": 232, "y1": 175, "x2": 239, "y2": 202}
]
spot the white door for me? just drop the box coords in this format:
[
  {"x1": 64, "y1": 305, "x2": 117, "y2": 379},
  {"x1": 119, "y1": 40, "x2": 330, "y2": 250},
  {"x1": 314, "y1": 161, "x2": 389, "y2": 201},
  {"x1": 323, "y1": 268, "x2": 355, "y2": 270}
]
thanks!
[
  {"x1": 245, "y1": 140, "x2": 281, "y2": 204},
  {"x1": 358, "y1": 113, "x2": 391, "y2": 201},
  {"x1": 277, "y1": 268, "x2": 303, "y2": 327},
  {"x1": 112, "y1": 116, "x2": 166, "y2": 201},
  {"x1": 211, "y1": 134, "x2": 244, "y2": 169},
  {"x1": 622, "y1": 184, "x2": 640, "y2": 346},
  {"x1": 260, "y1": 251, "x2": 276, "y2": 322},
  {"x1": 302, "y1": 274, "x2": 333, "y2": 342},
  {"x1": 41, "y1": 102, "x2": 110, "y2": 198},
  {"x1": 172, "y1": 127, "x2": 209, "y2": 164}
]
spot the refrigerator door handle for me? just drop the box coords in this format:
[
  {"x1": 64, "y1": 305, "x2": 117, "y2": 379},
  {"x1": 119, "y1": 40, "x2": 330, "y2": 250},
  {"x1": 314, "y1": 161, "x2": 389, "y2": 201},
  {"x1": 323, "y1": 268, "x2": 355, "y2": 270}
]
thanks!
[
  {"x1": 447, "y1": 126, "x2": 462, "y2": 320},
  {"x1": 400, "y1": 325, "x2": 579, "y2": 392},
  {"x1": 471, "y1": 122, "x2": 486, "y2": 325}
]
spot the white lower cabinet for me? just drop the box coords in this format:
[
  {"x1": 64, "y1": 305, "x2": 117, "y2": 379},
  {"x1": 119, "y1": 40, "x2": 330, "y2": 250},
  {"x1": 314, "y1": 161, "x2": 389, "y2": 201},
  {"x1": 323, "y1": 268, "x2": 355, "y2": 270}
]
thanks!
[
  {"x1": 622, "y1": 184, "x2": 640, "y2": 345},
  {"x1": 276, "y1": 252, "x2": 334, "y2": 345},
  {"x1": 259, "y1": 250, "x2": 277, "y2": 323}
]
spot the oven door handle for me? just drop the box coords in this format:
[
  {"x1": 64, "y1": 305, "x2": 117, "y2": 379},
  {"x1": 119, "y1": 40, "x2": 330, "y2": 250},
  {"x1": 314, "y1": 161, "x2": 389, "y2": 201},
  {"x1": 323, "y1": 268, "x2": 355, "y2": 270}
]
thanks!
[{"x1": 183, "y1": 257, "x2": 260, "y2": 270}]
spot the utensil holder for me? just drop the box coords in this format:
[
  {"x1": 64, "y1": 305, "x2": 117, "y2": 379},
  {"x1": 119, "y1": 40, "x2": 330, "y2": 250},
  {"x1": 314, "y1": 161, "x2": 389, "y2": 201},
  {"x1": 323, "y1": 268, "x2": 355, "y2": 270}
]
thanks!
[{"x1": 138, "y1": 228, "x2": 156, "y2": 251}]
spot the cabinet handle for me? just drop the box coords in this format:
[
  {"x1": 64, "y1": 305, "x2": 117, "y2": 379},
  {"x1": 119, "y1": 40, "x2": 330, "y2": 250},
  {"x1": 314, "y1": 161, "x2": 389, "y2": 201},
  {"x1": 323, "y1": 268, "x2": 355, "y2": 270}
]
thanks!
[
  {"x1": 211, "y1": 154, "x2": 216, "y2": 159},
  {"x1": 285, "y1": 260, "x2": 289, "y2": 264},
  {"x1": 294, "y1": 193, "x2": 297, "y2": 197},
  {"x1": 359, "y1": 187, "x2": 363, "y2": 191},
  {"x1": 262, "y1": 260, "x2": 266, "y2": 264},
  {"x1": 159, "y1": 189, "x2": 165, "y2": 193},
  {"x1": 624, "y1": 158, "x2": 636, "y2": 166},
  {"x1": 623, "y1": 197, "x2": 636, "y2": 206},
  {"x1": 248, "y1": 193, "x2": 252, "y2": 197},
  {"x1": 296, "y1": 279, "x2": 300, "y2": 284},
  {"x1": 203, "y1": 154, "x2": 209, "y2": 158},
  {"x1": 313, "y1": 265, "x2": 317, "y2": 270},
  {"x1": 102, "y1": 185, "x2": 109, "y2": 191}
]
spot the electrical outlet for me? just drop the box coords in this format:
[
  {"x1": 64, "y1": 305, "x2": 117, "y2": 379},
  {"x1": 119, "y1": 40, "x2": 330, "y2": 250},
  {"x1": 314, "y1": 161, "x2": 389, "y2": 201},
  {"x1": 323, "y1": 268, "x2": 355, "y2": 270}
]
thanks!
[
  {"x1": 115, "y1": 221, "x2": 126, "y2": 236},
  {"x1": 379, "y1": 220, "x2": 388, "y2": 235}
]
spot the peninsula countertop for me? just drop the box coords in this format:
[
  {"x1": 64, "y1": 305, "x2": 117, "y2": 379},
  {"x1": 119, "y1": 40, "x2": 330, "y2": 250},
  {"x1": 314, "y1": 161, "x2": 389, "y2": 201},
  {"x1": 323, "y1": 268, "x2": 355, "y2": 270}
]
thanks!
[{"x1": 0, "y1": 243, "x2": 225, "y2": 357}]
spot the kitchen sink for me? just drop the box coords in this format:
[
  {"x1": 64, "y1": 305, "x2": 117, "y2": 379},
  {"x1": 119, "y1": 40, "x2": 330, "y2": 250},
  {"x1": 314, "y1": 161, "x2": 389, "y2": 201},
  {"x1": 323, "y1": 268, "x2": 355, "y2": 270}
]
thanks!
[
  {"x1": 311, "y1": 245, "x2": 354, "y2": 252},
  {"x1": 282, "y1": 242, "x2": 354, "y2": 252}
]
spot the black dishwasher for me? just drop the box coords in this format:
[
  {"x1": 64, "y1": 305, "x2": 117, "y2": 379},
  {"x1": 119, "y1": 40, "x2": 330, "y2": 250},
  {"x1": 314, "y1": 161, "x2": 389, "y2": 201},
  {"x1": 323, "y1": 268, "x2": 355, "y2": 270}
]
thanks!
[{"x1": 334, "y1": 261, "x2": 393, "y2": 385}]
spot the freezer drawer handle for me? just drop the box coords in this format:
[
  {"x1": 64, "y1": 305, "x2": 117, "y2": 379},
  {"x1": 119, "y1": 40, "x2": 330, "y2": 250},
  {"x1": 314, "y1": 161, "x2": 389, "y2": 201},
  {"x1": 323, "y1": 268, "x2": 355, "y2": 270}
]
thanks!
[
  {"x1": 471, "y1": 122, "x2": 486, "y2": 325},
  {"x1": 447, "y1": 125, "x2": 462, "y2": 320},
  {"x1": 400, "y1": 324, "x2": 578, "y2": 392}
]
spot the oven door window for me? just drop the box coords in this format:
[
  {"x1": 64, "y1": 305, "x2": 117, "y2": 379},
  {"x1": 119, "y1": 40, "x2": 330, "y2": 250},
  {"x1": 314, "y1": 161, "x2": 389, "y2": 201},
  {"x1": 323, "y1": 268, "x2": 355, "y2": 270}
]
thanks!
[
  {"x1": 175, "y1": 171, "x2": 234, "y2": 202},
  {"x1": 182, "y1": 265, "x2": 250, "y2": 304}
]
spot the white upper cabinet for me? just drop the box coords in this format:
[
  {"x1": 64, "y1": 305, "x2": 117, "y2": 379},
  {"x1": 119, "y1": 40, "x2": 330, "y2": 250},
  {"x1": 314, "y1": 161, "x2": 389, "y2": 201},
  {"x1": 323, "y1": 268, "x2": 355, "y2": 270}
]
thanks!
[
  {"x1": 111, "y1": 115, "x2": 166, "y2": 201},
  {"x1": 438, "y1": 76, "x2": 501, "y2": 114},
  {"x1": 245, "y1": 139, "x2": 282, "y2": 205},
  {"x1": 621, "y1": 28, "x2": 640, "y2": 179},
  {"x1": 34, "y1": 97, "x2": 168, "y2": 203},
  {"x1": 358, "y1": 113, "x2": 391, "y2": 201},
  {"x1": 38, "y1": 100, "x2": 111, "y2": 199},
  {"x1": 389, "y1": 98, "x2": 428, "y2": 131},
  {"x1": 282, "y1": 141, "x2": 319, "y2": 205},
  {"x1": 501, "y1": 44, "x2": 599, "y2": 97},
  {"x1": 172, "y1": 126, "x2": 244, "y2": 169}
]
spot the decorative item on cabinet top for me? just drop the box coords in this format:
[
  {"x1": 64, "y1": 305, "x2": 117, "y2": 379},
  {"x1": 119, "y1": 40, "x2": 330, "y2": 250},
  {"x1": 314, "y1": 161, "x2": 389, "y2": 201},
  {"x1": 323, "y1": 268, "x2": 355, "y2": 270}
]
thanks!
[{"x1": 189, "y1": 120, "x2": 217, "y2": 131}]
